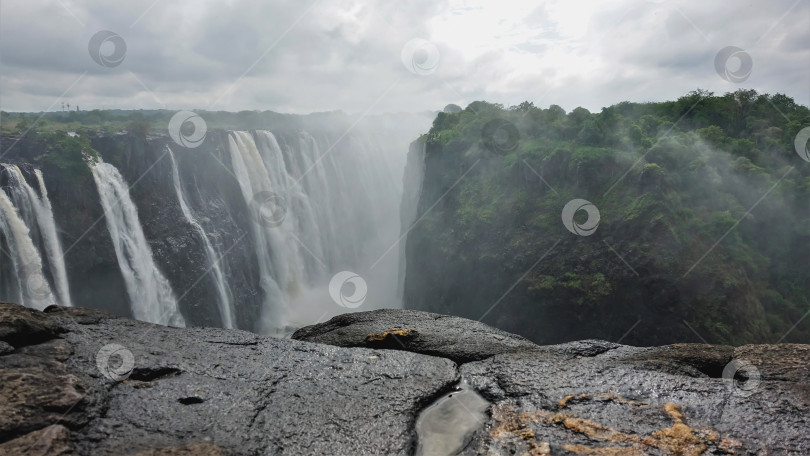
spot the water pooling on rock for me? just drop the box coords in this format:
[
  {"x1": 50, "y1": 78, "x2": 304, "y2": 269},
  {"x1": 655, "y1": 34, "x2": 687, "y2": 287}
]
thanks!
[{"x1": 415, "y1": 379, "x2": 490, "y2": 456}]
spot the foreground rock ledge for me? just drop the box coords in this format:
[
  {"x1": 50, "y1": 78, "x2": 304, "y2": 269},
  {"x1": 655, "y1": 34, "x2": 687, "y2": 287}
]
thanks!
[{"x1": 0, "y1": 302, "x2": 807, "y2": 455}]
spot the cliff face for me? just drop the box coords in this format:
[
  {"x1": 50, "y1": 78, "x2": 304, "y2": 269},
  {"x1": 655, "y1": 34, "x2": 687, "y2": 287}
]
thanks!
[
  {"x1": 1, "y1": 111, "x2": 429, "y2": 331},
  {"x1": 402, "y1": 100, "x2": 810, "y2": 347},
  {"x1": 2, "y1": 301, "x2": 808, "y2": 455},
  {"x1": 1, "y1": 131, "x2": 263, "y2": 329}
]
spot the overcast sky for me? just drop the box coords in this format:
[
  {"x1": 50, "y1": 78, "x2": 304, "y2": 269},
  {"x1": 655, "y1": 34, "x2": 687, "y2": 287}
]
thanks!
[{"x1": 1, "y1": 0, "x2": 808, "y2": 114}]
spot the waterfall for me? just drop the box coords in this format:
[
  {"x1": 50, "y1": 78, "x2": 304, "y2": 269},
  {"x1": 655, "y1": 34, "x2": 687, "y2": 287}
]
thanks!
[
  {"x1": 0, "y1": 186, "x2": 56, "y2": 310},
  {"x1": 167, "y1": 147, "x2": 235, "y2": 328},
  {"x1": 91, "y1": 161, "x2": 185, "y2": 326},
  {"x1": 398, "y1": 139, "x2": 426, "y2": 300},
  {"x1": 227, "y1": 131, "x2": 294, "y2": 330},
  {"x1": 32, "y1": 170, "x2": 73, "y2": 307},
  {"x1": 1, "y1": 165, "x2": 72, "y2": 307},
  {"x1": 227, "y1": 129, "x2": 409, "y2": 332}
]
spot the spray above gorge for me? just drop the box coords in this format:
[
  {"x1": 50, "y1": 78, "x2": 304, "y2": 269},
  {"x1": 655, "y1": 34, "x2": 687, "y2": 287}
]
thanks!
[
  {"x1": 3, "y1": 87, "x2": 808, "y2": 347},
  {"x1": 1, "y1": 111, "x2": 432, "y2": 334}
]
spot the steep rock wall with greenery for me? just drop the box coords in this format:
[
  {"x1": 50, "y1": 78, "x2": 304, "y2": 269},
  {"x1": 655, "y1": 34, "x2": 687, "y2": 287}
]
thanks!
[{"x1": 403, "y1": 90, "x2": 810, "y2": 346}]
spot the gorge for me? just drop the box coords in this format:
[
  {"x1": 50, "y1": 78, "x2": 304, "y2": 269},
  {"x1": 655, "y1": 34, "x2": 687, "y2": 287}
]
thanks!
[
  {"x1": 1, "y1": 111, "x2": 431, "y2": 334},
  {"x1": 1, "y1": 91, "x2": 809, "y2": 455},
  {"x1": 2, "y1": 90, "x2": 810, "y2": 346}
]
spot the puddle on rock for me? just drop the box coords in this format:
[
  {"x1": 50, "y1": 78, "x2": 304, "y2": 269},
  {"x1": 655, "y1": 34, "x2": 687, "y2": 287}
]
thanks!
[{"x1": 415, "y1": 379, "x2": 490, "y2": 456}]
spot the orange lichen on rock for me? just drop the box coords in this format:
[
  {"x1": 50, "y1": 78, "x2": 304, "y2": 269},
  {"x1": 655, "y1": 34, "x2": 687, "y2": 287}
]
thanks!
[
  {"x1": 550, "y1": 415, "x2": 637, "y2": 444},
  {"x1": 489, "y1": 404, "x2": 530, "y2": 440},
  {"x1": 365, "y1": 328, "x2": 415, "y2": 342},
  {"x1": 558, "y1": 393, "x2": 646, "y2": 409},
  {"x1": 529, "y1": 440, "x2": 552, "y2": 455},
  {"x1": 558, "y1": 393, "x2": 589, "y2": 407},
  {"x1": 488, "y1": 397, "x2": 723, "y2": 456},
  {"x1": 489, "y1": 405, "x2": 554, "y2": 455},
  {"x1": 639, "y1": 403, "x2": 711, "y2": 456},
  {"x1": 561, "y1": 444, "x2": 645, "y2": 456}
]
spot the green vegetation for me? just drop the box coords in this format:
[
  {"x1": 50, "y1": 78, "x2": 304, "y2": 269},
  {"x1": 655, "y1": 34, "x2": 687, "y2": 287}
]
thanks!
[
  {"x1": 38, "y1": 131, "x2": 101, "y2": 177},
  {"x1": 408, "y1": 89, "x2": 810, "y2": 345},
  {"x1": 0, "y1": 108, "x2": 374, "y2": 138},
  {"x1": 1, "y1": 125, "x2": 101, "y2": 183},
  {"x1": 0, "y1": 108, "x2": 355, "y2": 182}
]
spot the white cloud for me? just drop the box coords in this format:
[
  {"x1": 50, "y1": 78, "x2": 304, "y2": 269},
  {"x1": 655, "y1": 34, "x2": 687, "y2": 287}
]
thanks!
[{"x1": 0, "y1": 0, "x2": 807, "y2": 114}]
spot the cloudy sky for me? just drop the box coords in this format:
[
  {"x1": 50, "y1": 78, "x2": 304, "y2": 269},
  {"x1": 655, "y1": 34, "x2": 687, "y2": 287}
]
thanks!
[{"x1": 1, "y1": 0, "x2": 808, "y2": 114}]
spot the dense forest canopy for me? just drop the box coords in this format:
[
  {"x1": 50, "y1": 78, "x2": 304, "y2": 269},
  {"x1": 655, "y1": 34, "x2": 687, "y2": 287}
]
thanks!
[{"x1": 406, "y1": 89, "x2": 810, "y2": 345}]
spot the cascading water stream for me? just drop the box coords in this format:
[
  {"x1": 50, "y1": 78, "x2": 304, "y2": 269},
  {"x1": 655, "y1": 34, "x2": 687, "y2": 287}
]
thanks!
[
  {"x1": 227, "y1": 129, "x2": 409, "y2": 332},
  {"x1": 0, "y1": 187, "x2": 56, "y2": 310},
  {"x1": 32, "y1": 169, "x2": 73, "y2": 307},
  {"x1": 168, "y1": 147, "x2": 235, "y2": 328},
  {"x1": 2, "y1": 114, "x2": 428, "y2": 331},
  {"x1": 91, "y1": 161, "x2": 185, "y2": 326},
  {"x1": 2, "y1": 165, "x2": 72, "y2": 307},
  {"x1": 227, "y1": 131, "x2": 293, "y2": 330}
]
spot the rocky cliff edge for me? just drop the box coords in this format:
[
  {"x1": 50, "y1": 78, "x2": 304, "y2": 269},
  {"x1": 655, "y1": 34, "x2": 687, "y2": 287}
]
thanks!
[{"x1": 1, "y1": 302, "x2": 808, "y2": 455}]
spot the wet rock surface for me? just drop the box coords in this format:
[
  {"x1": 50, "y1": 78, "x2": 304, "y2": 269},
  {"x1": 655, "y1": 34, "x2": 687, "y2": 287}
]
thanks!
[
  {"x1": 459, "y1": 342, "x2": 810, "y2": 455},
  {"x1": 0, "y1": 425, "x2": 74, "y2": 456},
  {"x1": 0, "y1": 302, "x2": 458, "y2": 455},
  {"x1": 292, "y1": 309, "x2": 540, "y2": 363},
  {"x1": 1, "y1": 301, "x2": 808, "y2": 455},
  {"x1": 415, "y1": 380, "x2": 490, "y2": 456}
]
